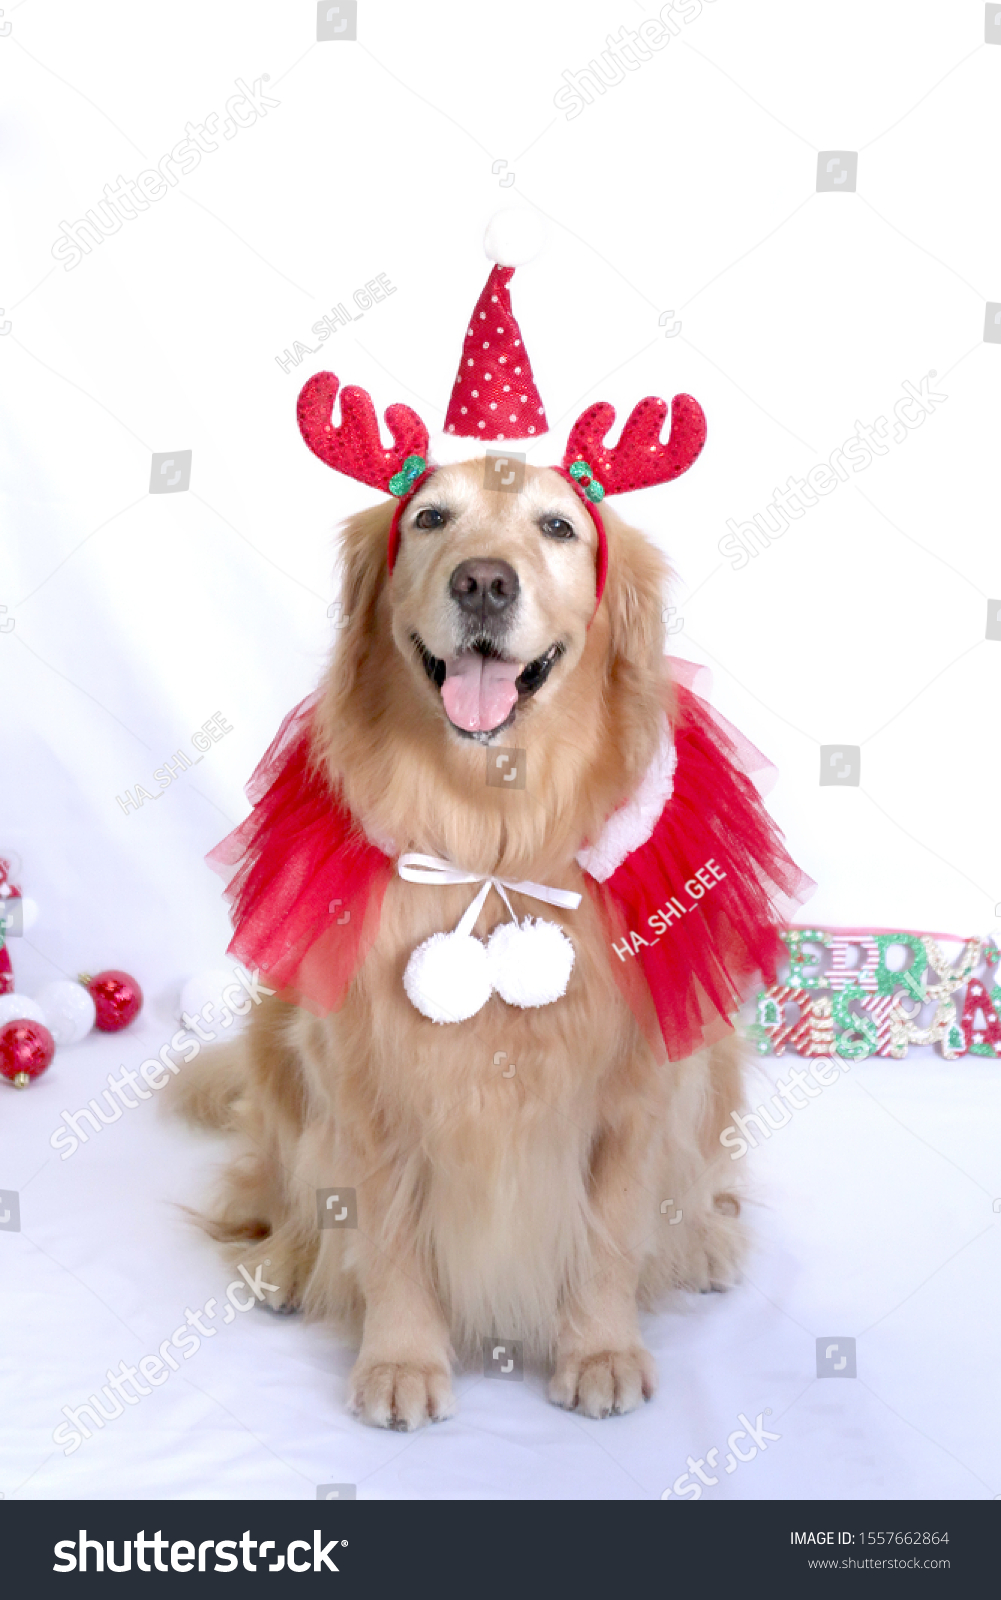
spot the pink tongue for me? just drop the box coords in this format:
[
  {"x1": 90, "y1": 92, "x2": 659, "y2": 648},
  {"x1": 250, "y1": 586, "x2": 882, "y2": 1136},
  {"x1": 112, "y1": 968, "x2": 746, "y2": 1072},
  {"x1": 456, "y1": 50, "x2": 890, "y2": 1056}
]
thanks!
[{"x1": 441, "y1": 652, "x2": 523, "y2": 732}]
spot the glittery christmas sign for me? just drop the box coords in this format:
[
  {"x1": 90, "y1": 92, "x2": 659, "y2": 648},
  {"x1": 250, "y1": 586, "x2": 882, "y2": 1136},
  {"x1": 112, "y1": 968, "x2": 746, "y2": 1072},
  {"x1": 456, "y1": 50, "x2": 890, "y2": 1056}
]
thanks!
[{"x1": 750, "y1": 929, "x2": 1001, "y2": 1061}]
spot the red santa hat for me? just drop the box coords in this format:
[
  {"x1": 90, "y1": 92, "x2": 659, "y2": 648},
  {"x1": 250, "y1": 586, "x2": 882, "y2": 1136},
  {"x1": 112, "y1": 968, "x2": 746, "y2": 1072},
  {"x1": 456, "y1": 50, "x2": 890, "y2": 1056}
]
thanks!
[{"x1": 442, "y1": 209, "x2": 548, "y2": 445}]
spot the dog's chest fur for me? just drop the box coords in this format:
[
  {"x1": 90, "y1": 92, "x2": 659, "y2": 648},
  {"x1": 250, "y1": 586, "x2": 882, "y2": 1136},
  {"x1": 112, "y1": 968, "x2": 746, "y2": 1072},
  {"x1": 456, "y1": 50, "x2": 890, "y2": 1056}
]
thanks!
[{"x1": 306, "y1": 871, "x2": 651, "y2": 1351}]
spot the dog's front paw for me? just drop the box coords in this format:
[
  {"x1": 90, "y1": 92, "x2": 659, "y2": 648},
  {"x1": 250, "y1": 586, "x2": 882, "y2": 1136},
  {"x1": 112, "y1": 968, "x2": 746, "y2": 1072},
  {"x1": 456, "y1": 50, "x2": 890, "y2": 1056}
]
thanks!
[
  {"x1": 549, "y1": 1346, "x2": 657, "y2": 1419},
  {"x1": 349, "y1": 1360, "x2": 456, "y2": 1431}
]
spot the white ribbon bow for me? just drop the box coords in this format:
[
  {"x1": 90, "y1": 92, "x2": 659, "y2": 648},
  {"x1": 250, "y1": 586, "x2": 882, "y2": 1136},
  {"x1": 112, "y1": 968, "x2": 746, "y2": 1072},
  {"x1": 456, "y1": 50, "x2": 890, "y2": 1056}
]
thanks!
[
  {"x1": 396, "y1": 852, "x2": 581, "y2": 1023},
  {"x1": 398, "y1": 852, "x2": 582, "y2": 914}
]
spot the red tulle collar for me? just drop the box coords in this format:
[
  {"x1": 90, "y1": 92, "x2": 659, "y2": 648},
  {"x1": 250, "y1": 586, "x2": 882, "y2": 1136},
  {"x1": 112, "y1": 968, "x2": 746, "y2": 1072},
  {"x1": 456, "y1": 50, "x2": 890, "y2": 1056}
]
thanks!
[{"x1": 209, "y1": 661, "x2": 812, "y2": 1060}]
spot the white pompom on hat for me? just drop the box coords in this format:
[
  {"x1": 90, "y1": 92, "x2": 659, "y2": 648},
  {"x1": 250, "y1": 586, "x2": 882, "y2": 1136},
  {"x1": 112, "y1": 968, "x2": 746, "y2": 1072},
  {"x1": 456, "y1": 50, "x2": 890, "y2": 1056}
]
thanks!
[{"x1": 483, "y1": 208, "x2": 547, "y2": 268}]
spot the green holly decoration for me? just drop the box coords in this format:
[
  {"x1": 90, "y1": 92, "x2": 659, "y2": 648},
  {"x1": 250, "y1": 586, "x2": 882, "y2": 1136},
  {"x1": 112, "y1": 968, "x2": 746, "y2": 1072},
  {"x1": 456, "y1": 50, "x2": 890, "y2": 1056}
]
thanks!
[
  {"x1": 388, "y1": 453, "x2": 428, "y2": 497},
  {"x1": 567, "y1": 458, "x2": 606, "y2": 503}
]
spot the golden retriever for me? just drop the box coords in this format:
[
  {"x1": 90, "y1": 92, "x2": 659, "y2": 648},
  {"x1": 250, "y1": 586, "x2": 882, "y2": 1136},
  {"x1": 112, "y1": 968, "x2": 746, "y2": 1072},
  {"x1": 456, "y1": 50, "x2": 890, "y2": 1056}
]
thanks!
[{"x1": 171, "y1": 459, "x2": 747, "y2": 1429}]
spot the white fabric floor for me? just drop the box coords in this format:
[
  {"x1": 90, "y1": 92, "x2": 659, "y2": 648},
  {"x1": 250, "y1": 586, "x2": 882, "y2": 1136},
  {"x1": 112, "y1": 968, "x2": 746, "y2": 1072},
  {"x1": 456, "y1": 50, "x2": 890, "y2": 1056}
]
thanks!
[{"x1": 4, "y1": 1004, "x2": 998, "y2": 1501}]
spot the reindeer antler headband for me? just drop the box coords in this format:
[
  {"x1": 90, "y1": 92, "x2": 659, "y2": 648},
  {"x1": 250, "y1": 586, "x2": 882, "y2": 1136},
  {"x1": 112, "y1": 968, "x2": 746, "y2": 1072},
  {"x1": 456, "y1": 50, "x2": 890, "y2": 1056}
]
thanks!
[{"x1": 296, "y1": 214, "x2": 707, "y2": 610}]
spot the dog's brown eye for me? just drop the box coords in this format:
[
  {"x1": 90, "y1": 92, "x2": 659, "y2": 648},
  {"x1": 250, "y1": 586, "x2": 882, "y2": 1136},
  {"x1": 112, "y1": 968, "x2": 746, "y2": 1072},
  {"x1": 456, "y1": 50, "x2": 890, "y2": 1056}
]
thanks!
[
  {"x1": 414, "y1": 507, "x2": 447, "y2": 531},
  {"x1": 540, "y1": 517, "x2": 575, "y2": 540}
]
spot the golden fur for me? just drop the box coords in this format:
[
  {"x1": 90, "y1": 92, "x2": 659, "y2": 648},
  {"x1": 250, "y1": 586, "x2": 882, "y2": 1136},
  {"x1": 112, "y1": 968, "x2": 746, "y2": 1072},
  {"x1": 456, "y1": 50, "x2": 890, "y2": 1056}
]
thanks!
[{"x1": 169, "y1": 461, "x2": 748, "y2": 1428}]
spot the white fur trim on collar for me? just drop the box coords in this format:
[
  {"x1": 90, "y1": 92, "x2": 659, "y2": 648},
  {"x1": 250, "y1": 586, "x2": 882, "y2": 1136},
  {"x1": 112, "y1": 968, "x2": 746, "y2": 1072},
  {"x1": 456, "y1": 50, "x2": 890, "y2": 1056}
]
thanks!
[{"x1": 576, "y1": 716, "x2": 677, "y2": 883}]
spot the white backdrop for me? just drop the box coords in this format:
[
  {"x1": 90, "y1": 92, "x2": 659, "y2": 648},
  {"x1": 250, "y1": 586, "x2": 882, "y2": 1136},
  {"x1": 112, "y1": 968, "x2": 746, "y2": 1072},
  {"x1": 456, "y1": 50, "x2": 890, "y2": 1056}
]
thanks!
[{"x1": 2, "y1": 0, "x2": 1000, "y2": 1502}]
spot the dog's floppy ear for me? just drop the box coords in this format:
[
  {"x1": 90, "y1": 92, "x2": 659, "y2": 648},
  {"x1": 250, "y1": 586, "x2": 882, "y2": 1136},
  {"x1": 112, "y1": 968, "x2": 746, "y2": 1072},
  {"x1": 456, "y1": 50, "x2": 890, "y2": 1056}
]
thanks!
[
  {"x1": 597, "y1": 502, "x2": 669, "y2": 693},
  {"x1": 328, "y1": 499, "x2": 395, "y2": 702}
]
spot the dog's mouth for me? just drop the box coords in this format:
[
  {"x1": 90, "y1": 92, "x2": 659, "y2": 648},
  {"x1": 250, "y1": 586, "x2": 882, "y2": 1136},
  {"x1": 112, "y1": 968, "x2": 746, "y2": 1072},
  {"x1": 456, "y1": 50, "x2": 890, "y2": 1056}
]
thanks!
[{"x1": 411, "y1": 634, "x2": 564, "y2": 739}]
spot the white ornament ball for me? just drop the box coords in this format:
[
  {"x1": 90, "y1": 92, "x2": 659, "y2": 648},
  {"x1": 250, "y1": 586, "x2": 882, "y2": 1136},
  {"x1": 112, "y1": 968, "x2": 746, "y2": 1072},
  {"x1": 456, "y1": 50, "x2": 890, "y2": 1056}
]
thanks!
[
  {"x1": 34, "y1": 980, "x2": 96, "y2": 1045},
  {"x1": 0, "y1": 992, "x2": 48, "y2": 1030},
  {"x1": 487, "y1": 918, "x2": 575, "y2": 1009},
  {"x1": 180, "y1": 969, "x2": 245, "y2": 1028},
  {"x1": 484, "y1": 207, "x2": 546, "y2": 268},
  {"x1": 403, "y1": 931, "x2": 492, "y2": 1024}
]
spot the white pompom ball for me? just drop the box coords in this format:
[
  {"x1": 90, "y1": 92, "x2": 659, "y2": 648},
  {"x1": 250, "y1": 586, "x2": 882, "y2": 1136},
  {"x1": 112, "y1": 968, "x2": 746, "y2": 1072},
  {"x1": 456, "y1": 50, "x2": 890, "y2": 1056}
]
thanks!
[
  {"x1": 180, "y1": 969, "x2": 244, "y2": 1027},
  {"x1": 487, "y1": 918, "x2": 575, "y2": 1008},
  {"x1": 484, "y1": 208, "x2": 546, "y2": 268},
  {"x1": 403, "y1": 931, "x2": 492, "y2": 1024},
  {"x1": 34, "y1": 980, "x2": 96, "y2": 1045},
  {"x1": 0, "y1": 992, "x2": 48, "y2": 1030}
]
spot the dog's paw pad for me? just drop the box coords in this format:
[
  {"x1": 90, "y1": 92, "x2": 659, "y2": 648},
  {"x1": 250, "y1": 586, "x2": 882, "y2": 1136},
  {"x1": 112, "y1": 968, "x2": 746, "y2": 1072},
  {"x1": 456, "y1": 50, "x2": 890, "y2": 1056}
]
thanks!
[
  {"x1": 549, "y1": 1347, "x2": 657, "y2": 1419},
  {"x1": 349, "y1": 1361, "x2": 456, "y2": 1431}
]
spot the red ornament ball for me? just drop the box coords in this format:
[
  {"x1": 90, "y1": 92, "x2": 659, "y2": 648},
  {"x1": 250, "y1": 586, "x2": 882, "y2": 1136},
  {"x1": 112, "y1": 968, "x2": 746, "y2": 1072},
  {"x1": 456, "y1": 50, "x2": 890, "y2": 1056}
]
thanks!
[
  {"x1": 0, "y1": 1019, "x2": 56, "y2": 1087},
  {"x1": 85, "y1": 970, "x2": 144, "y2": 1032}
]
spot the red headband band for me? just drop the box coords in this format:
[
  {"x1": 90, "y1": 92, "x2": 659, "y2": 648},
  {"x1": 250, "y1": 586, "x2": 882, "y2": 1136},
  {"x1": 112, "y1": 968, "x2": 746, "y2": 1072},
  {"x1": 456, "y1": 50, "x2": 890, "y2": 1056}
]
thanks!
[{"x1": 297, "y1": 370, "x2": 706, "y2": 620}]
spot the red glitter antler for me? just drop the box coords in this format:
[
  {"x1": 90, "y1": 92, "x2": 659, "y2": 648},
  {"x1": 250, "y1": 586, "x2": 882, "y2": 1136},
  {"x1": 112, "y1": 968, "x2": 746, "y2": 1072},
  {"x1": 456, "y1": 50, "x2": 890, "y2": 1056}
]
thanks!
[
  {"x1": 563, "y1": 394, "x2": 707, "y2": 495},
  {"x1": 297, "y1": 371, "x2": 430, "y2": 493}
]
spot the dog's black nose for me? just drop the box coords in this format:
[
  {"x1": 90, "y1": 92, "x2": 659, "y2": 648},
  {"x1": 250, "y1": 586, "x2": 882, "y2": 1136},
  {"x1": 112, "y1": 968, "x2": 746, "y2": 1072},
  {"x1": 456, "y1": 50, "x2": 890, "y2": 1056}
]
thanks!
[{"x1": 448, "y1": 558, "x2": 520, "y2": 618}]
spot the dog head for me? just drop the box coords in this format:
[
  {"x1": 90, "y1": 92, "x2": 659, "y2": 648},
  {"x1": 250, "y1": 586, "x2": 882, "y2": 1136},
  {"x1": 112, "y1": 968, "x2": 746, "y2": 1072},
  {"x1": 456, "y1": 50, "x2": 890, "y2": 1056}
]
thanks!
[
  {"x1": 316, "y1": 458, "x2": 673, "y2": 869},
  {"x1": 328, "y1": 459, "x2": 669, "y2": 743},
  {"x1": 298, "y1": 365, "x2": 703, "y2": 771},
  {"x1": 389, "y1": 460, "x2": 603, "y2": 743}
]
